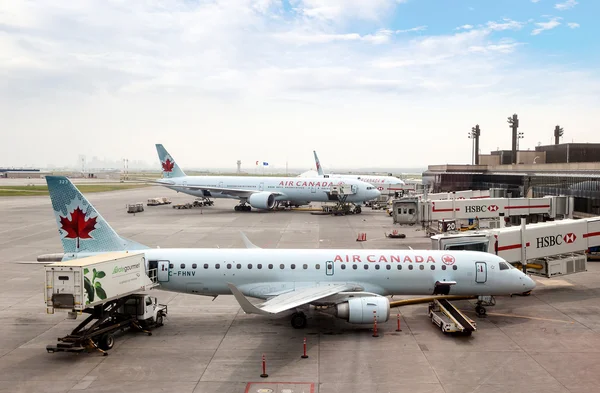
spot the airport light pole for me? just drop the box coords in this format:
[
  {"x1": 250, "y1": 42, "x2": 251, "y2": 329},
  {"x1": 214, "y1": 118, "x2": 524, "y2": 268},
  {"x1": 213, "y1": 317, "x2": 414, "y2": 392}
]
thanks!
[
  {"x1": 517, "y1": 131, "x2": 524, "y2": 151},
  {"x1": 468, "y1": 125, "x2": 481, "y2": 165},
  {"x1": 554, "y1": 125, "x2": 564, "y2": 145},
  {"x1": 507, "y1": 114, "x2": 519, "y2": 164}
]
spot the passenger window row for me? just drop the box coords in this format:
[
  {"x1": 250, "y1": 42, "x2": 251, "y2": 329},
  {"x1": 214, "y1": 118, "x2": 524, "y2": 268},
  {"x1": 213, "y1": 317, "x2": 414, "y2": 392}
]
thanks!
[
  {"x1": 169, "y1": 263, "x2": 457, "y2": 271},
  {"x1": 341, "y1": 264, "x2": 457, "y2": 271}
]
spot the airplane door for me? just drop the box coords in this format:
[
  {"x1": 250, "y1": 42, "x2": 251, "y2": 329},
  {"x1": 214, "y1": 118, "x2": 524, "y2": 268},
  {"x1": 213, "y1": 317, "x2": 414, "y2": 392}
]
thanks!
[
  {"x1": 311, "y1": 185, "x2": 316, "y2": 193},
  {"x1": 325, "y1": 260, "x2": 334, "y2": 276},
  {"x1": 259, "y1": 182, "x2": 264, "y2": 191},
  {"x1": 218, "y1": 181, "x2": 223, "y2": 188},
  {"x1": 157, "y1": 261, "x2": 170, "y2": 282},
  {"x1": 475, "y1": 262, "x2": 487, "y2": 283}
]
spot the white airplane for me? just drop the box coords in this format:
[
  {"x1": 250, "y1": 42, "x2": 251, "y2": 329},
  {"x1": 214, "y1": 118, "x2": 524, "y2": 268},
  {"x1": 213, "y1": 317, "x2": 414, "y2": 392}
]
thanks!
[
  {"x1": 44, "y1": 176, "x2": 536, "y2": 328},
  {"x1": 154, "y1": 144, "x2": 381, "y2": 211},
  {"x1": 304, "y1": 150, "x2": 406, "y2": 195}
]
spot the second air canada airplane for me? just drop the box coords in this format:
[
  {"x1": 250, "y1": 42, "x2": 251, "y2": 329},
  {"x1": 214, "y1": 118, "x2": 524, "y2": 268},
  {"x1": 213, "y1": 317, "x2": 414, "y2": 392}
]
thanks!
[
  {"x1": 45, "y1": 177, "x2": 536, "y2": 329},
  {"x1": 154, "y1": 144, "x2": 381, "y2": 211}
]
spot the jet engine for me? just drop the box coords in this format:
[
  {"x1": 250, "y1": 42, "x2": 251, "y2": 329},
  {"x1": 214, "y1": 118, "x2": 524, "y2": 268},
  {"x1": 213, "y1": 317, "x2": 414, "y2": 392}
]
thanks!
[
  {"x1": 333, "y1": 297, "x2": 390, "y2": 324},
  {"x1": 247, "y1": 192, "x2": 276, "y2": 210}
]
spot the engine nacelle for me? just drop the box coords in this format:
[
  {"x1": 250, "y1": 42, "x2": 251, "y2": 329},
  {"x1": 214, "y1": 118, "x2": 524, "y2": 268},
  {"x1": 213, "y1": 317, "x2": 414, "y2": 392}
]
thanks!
[
  {"x1": 334, "y1": 297, "x2": 390, "y2": 324},
  {"x1": 247, "y1": 192, "x2": 276, "y2": 210}
]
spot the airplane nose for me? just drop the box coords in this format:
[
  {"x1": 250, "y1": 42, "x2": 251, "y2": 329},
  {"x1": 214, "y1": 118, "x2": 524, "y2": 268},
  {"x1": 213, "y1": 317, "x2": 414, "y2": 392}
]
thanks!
[
  {"x1": 525, "y1": 275, "x2": 536, "y2": 291},
  {"x1": 520, "y1": 273, "x2": 536, "y2": 292}
]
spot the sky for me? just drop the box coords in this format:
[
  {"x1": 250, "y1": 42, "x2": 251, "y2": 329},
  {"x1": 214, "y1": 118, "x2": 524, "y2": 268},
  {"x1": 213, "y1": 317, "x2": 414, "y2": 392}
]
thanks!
[{"x1": 1, "y1": 0, "x2": 599, "y2": 171}]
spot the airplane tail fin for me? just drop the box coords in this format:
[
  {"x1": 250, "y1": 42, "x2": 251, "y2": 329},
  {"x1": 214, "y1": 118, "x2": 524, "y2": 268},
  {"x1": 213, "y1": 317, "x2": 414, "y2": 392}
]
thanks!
[
  {"x1": 46, "y1": 176, "x2": 148, "y2": 255},
  {"x1": 313, "y1": 150, "x2": 324, "y2": 176},
  {"x1": 156, "y1": 144, "x2": 186, "y2": 178}
]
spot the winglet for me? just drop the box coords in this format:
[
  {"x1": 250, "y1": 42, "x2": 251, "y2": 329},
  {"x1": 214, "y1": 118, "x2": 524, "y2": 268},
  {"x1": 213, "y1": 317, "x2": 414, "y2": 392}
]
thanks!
[
  {"x1": 240, "y1": 232, "x2": 260, "y2": 249},
  {"x1": 227, "y1": 283, "x2": 272, "y2": 315}
]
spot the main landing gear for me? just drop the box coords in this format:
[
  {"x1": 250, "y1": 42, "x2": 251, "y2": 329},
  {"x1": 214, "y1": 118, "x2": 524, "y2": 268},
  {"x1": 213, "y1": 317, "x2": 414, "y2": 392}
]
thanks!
[
  {"x1": 291, "y1": 312, "x2": 307, "y2": 329},
  {"x1": 475, "y1": 295, "x2": 496, "y2": 317},
  {"x1": 234, "y1": 204, "x2": 251, "y2": 212}
]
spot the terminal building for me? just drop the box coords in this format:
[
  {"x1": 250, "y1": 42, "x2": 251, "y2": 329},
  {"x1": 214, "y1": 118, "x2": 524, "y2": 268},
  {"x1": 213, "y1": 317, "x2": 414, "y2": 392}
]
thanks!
[
  {"x1": 0, "y1": 168, "x2": 51, "y2": 179},
  {"x1": 423, "y1": 143, "x2": 600, "y2": 217}
]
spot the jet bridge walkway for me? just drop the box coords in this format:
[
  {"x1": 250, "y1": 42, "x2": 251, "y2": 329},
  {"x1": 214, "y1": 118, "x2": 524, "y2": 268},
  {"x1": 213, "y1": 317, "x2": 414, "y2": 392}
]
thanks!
[{"x1": 428, "y1": 299, "x2": 477, "y2": 335}]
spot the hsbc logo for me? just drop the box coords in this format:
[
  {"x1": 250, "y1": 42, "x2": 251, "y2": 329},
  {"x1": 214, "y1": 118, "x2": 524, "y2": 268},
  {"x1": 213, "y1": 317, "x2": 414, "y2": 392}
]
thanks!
[
  {"x1": 536, "y1": 233, "x2": 577, "y2": 248},
  {"x1": 464, "y1": 204, "x2": 499, "y2": 213}
]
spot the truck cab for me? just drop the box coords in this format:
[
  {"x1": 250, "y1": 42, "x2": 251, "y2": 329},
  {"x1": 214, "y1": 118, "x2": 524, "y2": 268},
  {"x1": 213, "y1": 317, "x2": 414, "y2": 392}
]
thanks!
[{"x1": 120, "y1": 294, "x2": 167, "y2": 328}]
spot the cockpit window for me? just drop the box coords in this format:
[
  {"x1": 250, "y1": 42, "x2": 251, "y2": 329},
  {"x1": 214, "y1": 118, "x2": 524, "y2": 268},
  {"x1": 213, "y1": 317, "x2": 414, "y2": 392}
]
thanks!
[{"x1": 499, "y1": 262, "x2": 510, "y2": 270}]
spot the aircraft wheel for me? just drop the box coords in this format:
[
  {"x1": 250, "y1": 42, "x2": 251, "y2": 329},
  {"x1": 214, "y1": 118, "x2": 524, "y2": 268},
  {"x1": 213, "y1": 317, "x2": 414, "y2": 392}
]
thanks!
[
  {"x1": 234, "y1": 206, "x2": 240, "y2": 211},
  {"x1": 245, "y1": 205, "x2": 251, "y2": 212},
  {"x1": 475, "y1": 305, "x2": 487, "y2": 317},
  {"x1": 291, "y1": 312, "x2": 307, "y2": 329}
]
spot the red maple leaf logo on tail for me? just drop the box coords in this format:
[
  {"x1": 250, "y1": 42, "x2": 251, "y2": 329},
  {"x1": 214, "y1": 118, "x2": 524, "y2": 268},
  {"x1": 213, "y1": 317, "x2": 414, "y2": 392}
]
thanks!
[
  {"x1": 162, "y1": 158, "x2": 174, "y2": 172},
  {"x1": 59, "y1": 207, "x2": 97, "y2": 249}
]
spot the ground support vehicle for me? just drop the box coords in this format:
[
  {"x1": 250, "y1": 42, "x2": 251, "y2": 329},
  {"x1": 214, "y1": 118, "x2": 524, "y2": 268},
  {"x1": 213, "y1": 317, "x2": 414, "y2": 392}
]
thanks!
[
  {"x1": 45, "y1": 253, "x2": 164, "y2": 354},
  {"x1": 428, "y1": 299, "x2": 477, "y2": 335},
  {"x1": 46, "y1": 294, "x2": 167, "y2": 355}
]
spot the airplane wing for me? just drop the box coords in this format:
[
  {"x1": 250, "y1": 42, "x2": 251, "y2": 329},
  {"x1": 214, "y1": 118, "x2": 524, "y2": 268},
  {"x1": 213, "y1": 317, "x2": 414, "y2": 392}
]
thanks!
[{"x1": 227, "y1": 283, "x2": 363, "y2": 315}]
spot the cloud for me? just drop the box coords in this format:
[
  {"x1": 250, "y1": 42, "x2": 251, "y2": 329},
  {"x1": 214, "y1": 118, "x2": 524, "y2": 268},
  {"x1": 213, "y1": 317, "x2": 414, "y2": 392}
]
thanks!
[
  {"x1": 0, "y1": 1, "x2": 598, "y2": 169},
  {"x1": 396, "y1": 25, "x2": 427, "y2": 33},
  {"x1": 567, "y1": 22, "x2": 580, "y2": 28},
  {"x1": 273, "y1": 28, "x2": 393, "y2": 45},
  {"x1": 555, "y1": 0, "x2": 578, "y2": 10},
  {"x1": 456, "y1": 24, "x2": 474, "y2": 30},
  {"x1": 293, "y1": 0, "x2": 406, "y2": 21},
  {"x1": 531, "y1": 0, "x2": 541, "y2": 3},
  {"x1": 531, "y1": 17, "x2": 562, "y2": 35},
  {"x1": 487, "y1": 18, "x2": 525, "y2": 31}
]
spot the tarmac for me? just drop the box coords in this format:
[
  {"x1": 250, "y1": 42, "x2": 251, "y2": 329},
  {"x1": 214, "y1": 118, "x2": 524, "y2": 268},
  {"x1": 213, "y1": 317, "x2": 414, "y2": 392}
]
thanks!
[{"x1": 1, "y1": 185, "x2": 600, "y2": 393}]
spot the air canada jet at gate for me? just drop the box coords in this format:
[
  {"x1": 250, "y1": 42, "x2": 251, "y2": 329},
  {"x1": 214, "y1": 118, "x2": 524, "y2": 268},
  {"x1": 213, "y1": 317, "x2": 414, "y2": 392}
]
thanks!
[
  {"x1": 44, "y1": 176, "x2": 536, "y2": 329},
  {"x1": 154, "y1": 144, "x2": 381, "y2": 211}
]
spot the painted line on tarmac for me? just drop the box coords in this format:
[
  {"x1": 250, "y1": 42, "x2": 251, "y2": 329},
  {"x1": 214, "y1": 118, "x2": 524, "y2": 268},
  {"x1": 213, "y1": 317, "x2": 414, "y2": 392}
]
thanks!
[{"x1": 463, "y1": 310, "x2": 575, "y2": 324}]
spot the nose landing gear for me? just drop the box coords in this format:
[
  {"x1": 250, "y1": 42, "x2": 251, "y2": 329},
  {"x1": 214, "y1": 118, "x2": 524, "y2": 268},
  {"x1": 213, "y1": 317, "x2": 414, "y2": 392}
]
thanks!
[{"x1": 475, "y1": 296, "x2": 496, "y2": 317}]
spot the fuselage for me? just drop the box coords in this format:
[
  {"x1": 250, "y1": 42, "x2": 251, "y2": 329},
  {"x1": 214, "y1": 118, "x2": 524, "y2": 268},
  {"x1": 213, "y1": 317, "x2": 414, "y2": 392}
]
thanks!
[
  {"x1": 329, "y1": 174, "x2": 405, "y2": 186},
  {"x1": 157, "y1": 175, "x2": 380, "y2": 204},
  {"x1": 139, "y1": 248, "x2": 535, "y2": 298}
]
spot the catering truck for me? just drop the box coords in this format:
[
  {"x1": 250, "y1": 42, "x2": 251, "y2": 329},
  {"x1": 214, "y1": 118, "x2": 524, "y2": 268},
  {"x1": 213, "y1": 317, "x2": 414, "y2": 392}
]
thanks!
[{"x1": 45, "y1": 252, "x2": 167, "y2": 354}]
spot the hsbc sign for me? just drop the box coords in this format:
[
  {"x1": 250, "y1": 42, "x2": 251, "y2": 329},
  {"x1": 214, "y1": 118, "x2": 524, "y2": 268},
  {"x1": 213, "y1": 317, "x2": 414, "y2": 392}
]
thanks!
[
  {"x1": 536, "y1": 233, "x2": 577, "y2": 248},
  {"x1": 465, "y1": 204, "x2": 500, "y2": 213}
]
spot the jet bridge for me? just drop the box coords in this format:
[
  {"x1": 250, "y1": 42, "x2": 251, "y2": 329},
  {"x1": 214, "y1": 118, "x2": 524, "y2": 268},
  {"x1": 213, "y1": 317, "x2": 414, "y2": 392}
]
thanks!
[
  {"x1": 392, "y1": 195, "x2": 574, "y2": 230},
  {"x1": 431, "y1": 217, "x2": 600, "y2": 278}
]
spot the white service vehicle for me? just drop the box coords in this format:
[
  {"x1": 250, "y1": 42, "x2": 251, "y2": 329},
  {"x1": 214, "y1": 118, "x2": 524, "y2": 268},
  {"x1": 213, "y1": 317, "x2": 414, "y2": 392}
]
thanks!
[
  {"x1": 45, "y1": 252, "x2": 157, "y2": 313},
  {"x1": 45, "y1": 252, "x2": 166, "y2": 354},
  {"x1": 431, "y1": 217, "x2": 600, "y2": 278}
]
